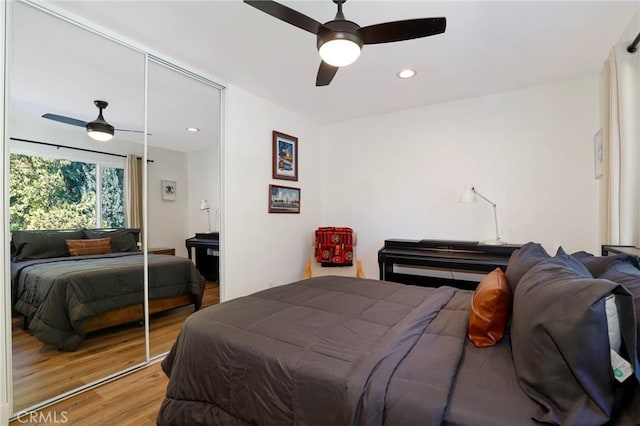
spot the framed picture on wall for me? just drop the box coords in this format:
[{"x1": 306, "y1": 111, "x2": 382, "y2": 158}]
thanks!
[
  {"x1": 269, "y1": 184, "x2": 300, "y2": 214},
  {"x1": 272, "y1": 130, "x2": 298, "y2": 181},
  {"x1": 161, "y1": 180, "x2": 177, "y2": 201}
]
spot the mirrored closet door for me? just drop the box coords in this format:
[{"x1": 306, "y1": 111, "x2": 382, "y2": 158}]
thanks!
[
  {"x1": 6, "y1": 1, "x2": 224, "y2": 417},
  {"x1": 8, "y1": 2, "x2": 146, "y2": 413},
  {"x1": 146, "y1": 59, "x2": 222, "y2": 359}
]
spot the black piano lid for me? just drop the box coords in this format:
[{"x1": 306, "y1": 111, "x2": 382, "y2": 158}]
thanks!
[{"x1": 189, "y1": 232, "x2": 219, "y2": 240}]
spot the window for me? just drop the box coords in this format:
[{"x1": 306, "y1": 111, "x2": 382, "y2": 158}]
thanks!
[{"x1": 9, "y1": 153, "x2": 125, "y2": 231}]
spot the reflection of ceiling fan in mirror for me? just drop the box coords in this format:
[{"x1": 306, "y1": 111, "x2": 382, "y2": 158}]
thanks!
[{"x1": 42, "y1": 100, "x2": 145, "y2": 142}]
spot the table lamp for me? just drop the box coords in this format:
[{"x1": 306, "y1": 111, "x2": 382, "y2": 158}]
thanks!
[
  {"x1": 460, "y1": 185, "x2": 504, "y2": 245},
  {"x1": 200, "y1": 199, "x2": 212, "y2": 232}
]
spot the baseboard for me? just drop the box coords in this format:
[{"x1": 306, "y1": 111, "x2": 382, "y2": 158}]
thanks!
[{"x1": 1, "y1": 402, "x2": 9, "y2": 426}]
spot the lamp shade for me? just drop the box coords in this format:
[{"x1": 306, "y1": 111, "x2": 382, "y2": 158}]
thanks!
[
  {"x1": 460, "y1": 186, "x2": 477, "y2": 204},
  {"x1": 200, "y1": 199, "x2": 210, "y2": 210}
]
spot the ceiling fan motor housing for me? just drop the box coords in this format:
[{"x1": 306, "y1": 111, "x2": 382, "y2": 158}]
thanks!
[
  {"x1": 85, "y1": 119, "x2": 114, "y2": 135},
  {"x1": 86, "y1": 100, "x2": 115, "y2": 140},
  {"x1": 317, "y1": 20, "x2": 363, "y2": 51}
]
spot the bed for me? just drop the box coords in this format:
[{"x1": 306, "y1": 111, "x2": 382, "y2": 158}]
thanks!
[
  {"x1": 11, "y1": 228, "x2": 205, "y2": 351},
  {"x1": 158, "y1": 243, "x2": 640, "y2": 425}
]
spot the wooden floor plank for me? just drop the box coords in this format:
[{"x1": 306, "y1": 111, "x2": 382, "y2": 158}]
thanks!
[
  {"x1": 10, "y1": 282, "x2": 219, "y2": 418},
  {"x1": 10, "y1": 363, "x2": 169, "y2": 426}
]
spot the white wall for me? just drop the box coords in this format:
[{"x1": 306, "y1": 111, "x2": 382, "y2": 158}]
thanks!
[
  {"x1": 146, "y1": 145, "x2": 189, "y2": 257},
  {"x1": 322, "y1": 76, "x2": 600, "y2": 279},
  {"x1": 188, "y1": 146, "x2": 219, "y2": 236},
  {"x1": 223, "y1": 85, "x2": 323, "y2": 300},
  {"x1": 620, "y1": 8, "x2": 639, "y2": 42}
]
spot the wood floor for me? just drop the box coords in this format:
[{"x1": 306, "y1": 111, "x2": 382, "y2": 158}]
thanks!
[
  {"x1": 9, "y1": 361, "x2": 169, "y2": 426},
  {"x1": 10, "y1": 282, "x2": 219, "y2": 421}
]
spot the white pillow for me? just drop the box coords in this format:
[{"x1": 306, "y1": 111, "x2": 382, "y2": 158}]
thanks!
[{"x1": 605, "y1": 294, "x2": 621, "y2": 353}]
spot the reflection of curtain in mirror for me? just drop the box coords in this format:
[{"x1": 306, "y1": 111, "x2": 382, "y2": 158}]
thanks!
[
  {"x1": 124, "y1": 154, "x2": 142, "y2": 232},
  {"x1": 601, "y1": 43, "x2": 639, "y2": 245}
]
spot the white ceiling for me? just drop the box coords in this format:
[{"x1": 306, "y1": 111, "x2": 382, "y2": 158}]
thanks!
[
  {"x1": 9, "y1": 1, "x2": 221, "y2": 153},
  {"x1": 45, "y1": 0, "x2": 639, "y2": 125}
]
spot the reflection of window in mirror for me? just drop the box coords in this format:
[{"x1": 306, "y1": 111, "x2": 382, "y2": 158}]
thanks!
[{"x1": 9, "y1": 152, "x2": 125, "y2": 230}]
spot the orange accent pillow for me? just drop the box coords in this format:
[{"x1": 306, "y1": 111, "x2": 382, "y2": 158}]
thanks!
[
  {"x1": 65, "y1": 237, "x2": 112, "y2": 256},
  {"x1": 468, "y1": 267, "x2": 511, "y2": 347}
]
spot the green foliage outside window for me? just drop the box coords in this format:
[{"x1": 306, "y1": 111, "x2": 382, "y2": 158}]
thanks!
[
  {"x1": 101, "y1": 167, "x2": 125, "y2": 228},
  {"x1": 9, "y1": 153, "x2": 125, "y2": 231}
]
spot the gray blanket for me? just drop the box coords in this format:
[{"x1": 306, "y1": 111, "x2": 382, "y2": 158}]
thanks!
[
  {"x1": 159, "y1": 276, "x2": 473, "y2": 425},
  {"x1": 159, "y1": 275, "x2": 640, "y2": 425},
  {"x1": 13, "y1": 252, "x2": 205, "y2": 351}
]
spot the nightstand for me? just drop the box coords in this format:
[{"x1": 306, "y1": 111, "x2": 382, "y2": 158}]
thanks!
[{"x1": 148, "y1": 247, "x2": 175, "y2": 256}]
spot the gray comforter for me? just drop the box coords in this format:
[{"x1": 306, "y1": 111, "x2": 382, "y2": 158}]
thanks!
[
  {"x1": 13, "y1": 252, "x2": 205, "y2": 351},
  {"x1": 159, "y1": 275, "x2": 640, "y2": 425},
  {"x1": 159, "y1": 276, "x2": 495, "y2": 425}
]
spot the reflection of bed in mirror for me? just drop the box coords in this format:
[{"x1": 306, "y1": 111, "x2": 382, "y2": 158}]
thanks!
[{"x1": 11, "y1": 228, "x2": 205, "y2": 351}]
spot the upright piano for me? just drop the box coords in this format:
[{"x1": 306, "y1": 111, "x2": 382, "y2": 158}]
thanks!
[
  {"x1": 378, "y1": 239, "x2": 521, "y2": 290},
  {"x1": 185, "y1": 232, "x2": 220, "y2": 282}
]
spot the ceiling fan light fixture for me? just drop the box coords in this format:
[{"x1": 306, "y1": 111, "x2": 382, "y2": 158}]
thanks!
[
  {"x1": 85, "y1": 100, "x2": 115, "y2": 142},
  {"x1": 86, "y1": 120, "x2": 114, "y2": 142},
  {"x1": 318, "y1": 29, "x2": 362, "y2": 67}
]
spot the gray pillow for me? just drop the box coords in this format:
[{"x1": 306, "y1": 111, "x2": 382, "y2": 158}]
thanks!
[
  {"x1": 554, "y1": 247, "x2": 593, "y2": 277},
  {"x1": 512, "y1": 258, "x2": 639, "y2": 425},
  {"x1": 572, "y1": 250, "x2": 639, "y2": 277},
  {"x1": 83, "y1": 228, "x2": 140, "y2": 253},
  {"x1": 505, "y1": 242, "x2": 551, "y2": 293},
  {"x1": 12, "y1": 229, "x2": 84, "y2": 260}
]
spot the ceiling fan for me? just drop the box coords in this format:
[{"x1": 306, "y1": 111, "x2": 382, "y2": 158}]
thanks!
[
  {"x1": 244, "y1": 0, "x2": 446, "y2": 86},
  {"x1": 42, "y1": 100, "x2": 145, "y2": 142}
]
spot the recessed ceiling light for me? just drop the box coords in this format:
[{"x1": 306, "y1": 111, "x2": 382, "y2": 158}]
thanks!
[
  {"x1": 186, "y1": 127, "x2": 200, "y2": 132},
  {"x1": 397, "y1": 69, "x2": 416, "y2": 79}
]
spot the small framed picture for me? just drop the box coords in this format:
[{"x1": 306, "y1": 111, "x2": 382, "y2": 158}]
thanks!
[
  {"x1": 161, "y1": 180, "x2": 177, "y2": 201},
  {"x1": 269, "y1": 184, "x2": 300, "y2": 214},
  {"x1": 272, "y1": 131, "x2": 298, "y2": 181}
]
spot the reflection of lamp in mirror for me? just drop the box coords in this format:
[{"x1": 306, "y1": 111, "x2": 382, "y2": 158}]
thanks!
[
  {"x1": 200, "y1": 199, "x2": 212, "y2": 232},
  {"x1": 460, "y1": 185, "x2": 504, "y2": 245}
]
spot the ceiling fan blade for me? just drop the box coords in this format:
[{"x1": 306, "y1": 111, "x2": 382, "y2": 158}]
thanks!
[
  {"x1": 244, "y1": 0, "x2": 324, "y2": 34},
  {"x1": 316, "y1": 61, "x2": 339, "y2": 87},
  {"x1": 115, "y1": 128, "x2": 142, "y2": 133},
  {"x1": 42, "y1": 113, "x2": 87, "y2": 128},
  {"x1": 360, "y1": 17, "x2": 446, "y2": 45}
]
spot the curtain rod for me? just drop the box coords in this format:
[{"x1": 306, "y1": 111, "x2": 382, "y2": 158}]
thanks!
[
  {"x1": 628, "y1": 31, "x2": 640, "y2": 53},
  {"x1": 9, "y1": 137, "x2": 154, "y2": 163}
]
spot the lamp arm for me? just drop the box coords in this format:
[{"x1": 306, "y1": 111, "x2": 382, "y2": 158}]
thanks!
[
  {"x1": 472, "y1": 188, "x2": 501, "y2": 242},
  {"x1": 491, "y1": 204, "x2": 500, "y2": 242},
  {"x1": 471, "y1": 188, "x2": 496, "y2": 208}
]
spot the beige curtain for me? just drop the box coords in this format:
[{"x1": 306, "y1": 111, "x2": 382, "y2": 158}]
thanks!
[
  {"x1": 124, "y1": 154, "x2": 143, "y2": 231},
  {"x1": 602, "y1": 43, "x2": 640, "y2": 245}
]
